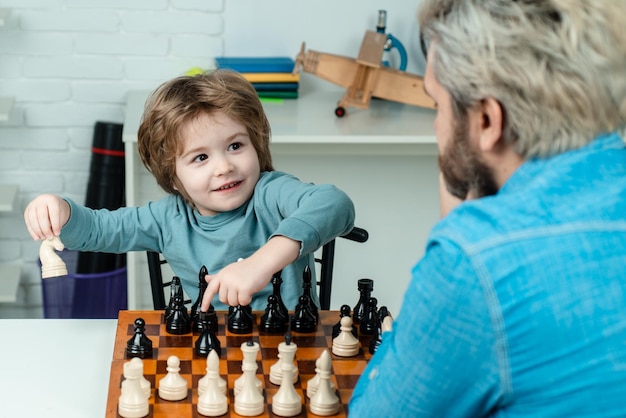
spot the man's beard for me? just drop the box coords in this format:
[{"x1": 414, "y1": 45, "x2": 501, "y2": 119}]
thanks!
[{"x1": 438, "y1": 116, "x2": 499, "y2": 199}]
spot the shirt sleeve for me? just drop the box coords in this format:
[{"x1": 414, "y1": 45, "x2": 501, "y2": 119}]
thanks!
[
  {"x1": 349, "y1": 236, "x2": 502, "y2": 417},
  {"x1": 255, "y1": 172, "x2": 356, "y2": 255},
  {"x1": 59, "y1": 197, "x2": 178, "y2": 253}
]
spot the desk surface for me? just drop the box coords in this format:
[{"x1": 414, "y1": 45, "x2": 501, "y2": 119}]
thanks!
[
  {"x1": 123, "y1": 89, "x2": 437, "y2": 145},
  {"x1": 1, "y1": 318, "x2": 117, "y2": 417}
]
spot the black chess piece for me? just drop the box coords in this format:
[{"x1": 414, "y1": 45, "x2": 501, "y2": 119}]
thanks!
[
  {"x1": 190, "y1": 265, "x2": 209, "y2": 332},
  {"x1": 164, "y1": 276, "x2": 183, "y2": 321},
  {"x1": 165, "y1": 294, "x2": 192, "y2": 334},
  {"x1": 369, "y1": 305, "x2": 390, "y2": 354},
  {"x1": 228, "y1": 304, "x2": 254, "y2": 334},
  {"x1": 332, "y1": 304, "x2": 357, "y2": 339},
  {"x1": 360, "y1": 297, "x2": 378, "y2": 336},
  {"x1": 301, "y1": 265, "x2": 319, "y2": 323},
  {"x1": 291, "y1": 295, "x2": 317, "y2": 333},
  {"x1": 126, "y1": 317, "x2": 153, "y2": 359},
  {"x1": 194, "y1": 311, "x2": 221, "y2": 357},
  {"x1": 352, "y1": 278, "x2": 374, "y2": 324},
  {"x1": 260, "y1": 294, "x2": 288, "y2": 333},
  {"x1": 271, "y1": 271, "x2": 289, "y2": 320}
]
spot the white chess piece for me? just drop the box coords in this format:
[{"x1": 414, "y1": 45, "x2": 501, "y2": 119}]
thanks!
[
  {"x1": 332, "y1": 316, "x2": 360, "y2": 357},
  {"x1": 235, "y1": 341, "x2": 263, "y2": 396},
  {"x1": 270, "y1": 340, "x2": 302, "y2": 416},
  {"x1": 198, "y1": 350, "x2": 227, "y2": 396},
  {"x1": 197, "y1": 350, "x2": 228, "y2": 416},
  {"x1": 270, "y1": 340, "x2": 299, "y2": 385},
  {"x1": 118, "y1": 359, "x2": 149, "y2": 418},
  {"x1": 157, "y1": 355, "x2": 188, "y2": 401},
  {"x1": 382, "y1": 315, "x2": 393, "y2": 333},
  {"x1": 130, "y1": 357, "x2": 151, "y2": 399},
  {"x1": 234, "y1": 344, "x2": 265, "y2": 416},
  {"x1": 306, "y1": 350, "x2": 335, "y2": 399},
  {"x1": 309, "y1": 349, "x2": 340, "y2": 416},
  {"x1": 39, "y1": 236, "x2": 68, "y2": 278}
]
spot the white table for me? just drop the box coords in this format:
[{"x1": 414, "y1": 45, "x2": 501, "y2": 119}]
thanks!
[{"x1": 1, "y1": 318, "x2": 117, "y2": 417}]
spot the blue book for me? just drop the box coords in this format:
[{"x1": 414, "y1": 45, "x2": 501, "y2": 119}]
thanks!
[
  {"x1": 252, "y1": 82, "x2": 299, "y2": 92},
  {"x1": 215, "y1": 57, "x2": 295, "y2": 73}
]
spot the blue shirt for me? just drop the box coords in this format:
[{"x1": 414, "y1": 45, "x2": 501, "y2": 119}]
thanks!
[
  {"x1": 60, "y1": 171, "x2": 355, "y2": 311},
  {"x1": 350, "y1": 132, "x2": 626, "y2": 417}
]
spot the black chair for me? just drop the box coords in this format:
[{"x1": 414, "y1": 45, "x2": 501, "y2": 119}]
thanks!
[{"x1": 147, "y1": 226, "x2": 369, "y2": 311}]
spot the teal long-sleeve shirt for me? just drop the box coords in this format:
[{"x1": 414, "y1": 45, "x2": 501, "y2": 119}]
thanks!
[{"x1": 60, "y1": 171, "x2": 355, "y2": 310}]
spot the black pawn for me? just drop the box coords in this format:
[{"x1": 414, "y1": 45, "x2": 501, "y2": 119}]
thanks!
[
  {"x1": 291, "y1": 295, "x2": 317, "y2": 333},
  {"x1": 126, "y1": 317, "x2": 153, "y2": 359},
  {"x1": 194, "y1": 311, "x2": 221, "y2": 357},
  {"x1": 164, "y1": 276, "x2": 184, "y2": 320},
  {"x1": 166, "y1": 294, "x2": 192, "y2": 334},
  {"x1": 228, "y1": 304, "x2": 253, "y2": 334},
  {"x1": 260, "y1": 294, "x2": 288, "y2": 334},
  {"x1": 332, "y1": 304, "x2": 357, "y2": 339},
  {"x1": 271, "y1": 271, "x2": 289, "y2": 320},
  {"x1": 301, "y1": 265, "x2": 319, "y2": 323},
  {"x1": 369, "y1": 305, "x2": 389, "y2": 355},
  {"x1": 353, "y1": 278, "x2": 374, "y2": 325},
  {"x1": 191, "y1": 265, "x2": 209, "y2": 331},
  {"x1": 359, "y1": 297, "x2": 378, "y2": 336}
]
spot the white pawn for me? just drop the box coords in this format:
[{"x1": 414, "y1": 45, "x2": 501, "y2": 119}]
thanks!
[
  {"x1": 309, "y1": 350, "x2": 340, "y2": 416},
  {"x1": 235, "y1": 341, "x2": 263, "y2": 396},
  {"x1": 332, "y1": 316, "x2": 360, "y2": 357},
  {"x1": 130, "y1": 357, "x2": 151, "y2": 399},
  {"x1": 306, "y1": 351, "x2": 335, "y2": 399},
  {"x1": 157, "y1": 355, "x2": 188, "y2": 401},
  {"x1": 234, "y1": 348, "x2": 265, "y2": 416},
  {"x1": 198, "y1": 350, "x2": 227, "y2": 396},
  {"x1": 270, "y1": 341, "x2": 299, "y2": 385},
  {"x1": 271, "y1": 340, "x2": 302, "y2": 416},
  {"x1": 118, "y1": 359, "x2": 149, "y2": 418},
  {"x1": 197, "y1": 350, "x2": 228, "y2": 417},
  {"x1": 382, "y1": 315, "x2": 394, "y2": 333}
]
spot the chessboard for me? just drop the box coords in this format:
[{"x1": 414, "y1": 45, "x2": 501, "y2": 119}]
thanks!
[{"x1": 105, "y1": 310, "x2": 374, "y2": 417}]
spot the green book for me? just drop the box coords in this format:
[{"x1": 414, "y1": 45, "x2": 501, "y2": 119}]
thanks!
[{"x1": 257, "y1": 91, "x2": 299, "y2": 99}]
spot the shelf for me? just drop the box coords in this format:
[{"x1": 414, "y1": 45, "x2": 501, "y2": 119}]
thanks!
[
  {"x1": 0, "y1": 262, "x2": 21, "y2": 303},
  {"x1": 0, "y1": 96, "x2": 14, "y2": 121},
  {"x1": 123, "y1": 89, "x2": 437, "y2": 149},
  {"x1": 0, "y1": 184, "x2": 18, "y2": 212}
]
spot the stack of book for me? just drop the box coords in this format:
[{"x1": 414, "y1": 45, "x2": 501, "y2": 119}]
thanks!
[{"x1": 214, "y1": 56, "x2": 299, "y2": 99}]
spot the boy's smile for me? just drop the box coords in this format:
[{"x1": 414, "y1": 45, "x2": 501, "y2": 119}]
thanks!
[{"x1": 175, "y1": 111, "x2": 261, "y2": 216}]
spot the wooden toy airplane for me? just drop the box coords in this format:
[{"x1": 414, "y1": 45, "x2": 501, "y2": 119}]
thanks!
[{"x1": 293, "y1": 29, "x2": 436, "y2": 117}]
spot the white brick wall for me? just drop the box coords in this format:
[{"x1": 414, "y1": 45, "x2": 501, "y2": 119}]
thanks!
[
  {"x1": 0, "y1": 0, "x2": 224, "y2": 318},
  {"x1": 0, "y1": 0, "x2": 426, "y2": 318}
]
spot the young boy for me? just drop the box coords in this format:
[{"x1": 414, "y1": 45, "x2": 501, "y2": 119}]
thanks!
[{"x1": 24, "y1": 69, "x2": 355, "y2": 312}]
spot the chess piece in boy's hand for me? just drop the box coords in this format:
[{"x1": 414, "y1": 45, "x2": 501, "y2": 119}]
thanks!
[{"x1": 39, "y1": 236, "x2": 68, "y2": 278}]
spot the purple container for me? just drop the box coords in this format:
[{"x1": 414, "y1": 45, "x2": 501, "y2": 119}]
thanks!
[{"x1": 41, "y1": 250, "x2": 127, "y2": 319}]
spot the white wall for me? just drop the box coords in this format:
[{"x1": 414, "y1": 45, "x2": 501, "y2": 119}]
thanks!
[{"x1": 0, "y1": 0, "x2": 435, "y2": 318}]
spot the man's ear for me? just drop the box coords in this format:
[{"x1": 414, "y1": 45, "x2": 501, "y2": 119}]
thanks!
[{"x1": 478, "y1": 97, "x2": 503, "y2": 152}]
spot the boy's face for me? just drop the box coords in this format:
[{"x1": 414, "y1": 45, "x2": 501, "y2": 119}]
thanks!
[{"x1": 175, "y1": 111, "x2": 261, "y2": 216}]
